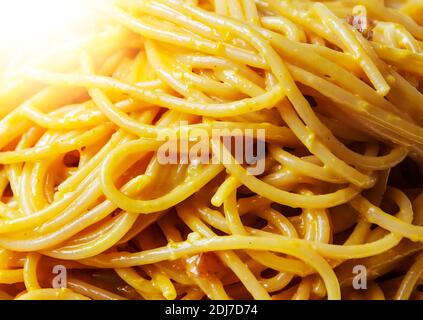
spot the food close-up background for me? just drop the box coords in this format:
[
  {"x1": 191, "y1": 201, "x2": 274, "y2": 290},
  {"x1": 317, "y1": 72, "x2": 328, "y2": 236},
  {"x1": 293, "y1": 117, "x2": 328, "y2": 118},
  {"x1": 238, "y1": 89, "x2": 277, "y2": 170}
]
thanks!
[{"x1": 0, "y1": 0, "x2": 423, "y2": 301}]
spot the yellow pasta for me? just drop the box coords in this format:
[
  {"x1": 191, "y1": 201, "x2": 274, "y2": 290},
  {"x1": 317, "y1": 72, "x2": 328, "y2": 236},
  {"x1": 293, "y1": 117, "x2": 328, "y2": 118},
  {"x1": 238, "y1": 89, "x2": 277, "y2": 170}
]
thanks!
[{"x1": 0, "y1": 0, "x2": 422, "y2": 301}]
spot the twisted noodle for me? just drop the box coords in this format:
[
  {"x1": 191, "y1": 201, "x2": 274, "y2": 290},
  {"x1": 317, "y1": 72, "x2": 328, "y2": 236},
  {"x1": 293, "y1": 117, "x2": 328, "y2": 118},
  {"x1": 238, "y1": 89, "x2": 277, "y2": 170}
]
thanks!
[{"x1": 0, "y1": 0, "x2": 423, "y2": 300}]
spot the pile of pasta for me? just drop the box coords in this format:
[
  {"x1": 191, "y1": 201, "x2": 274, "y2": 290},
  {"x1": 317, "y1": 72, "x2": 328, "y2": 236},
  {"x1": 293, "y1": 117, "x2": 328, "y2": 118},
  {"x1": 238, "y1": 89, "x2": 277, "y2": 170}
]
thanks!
[{"x1": 1, "y1": 0, "x2": 423, "y2": 300}]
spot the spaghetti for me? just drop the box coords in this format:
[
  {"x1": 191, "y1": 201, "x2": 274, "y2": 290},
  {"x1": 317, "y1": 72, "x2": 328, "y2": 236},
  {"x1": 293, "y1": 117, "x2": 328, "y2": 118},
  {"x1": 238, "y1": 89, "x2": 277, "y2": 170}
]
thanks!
[{"x1": 0, "y1": 0, "x2": 423, "y2": 300}]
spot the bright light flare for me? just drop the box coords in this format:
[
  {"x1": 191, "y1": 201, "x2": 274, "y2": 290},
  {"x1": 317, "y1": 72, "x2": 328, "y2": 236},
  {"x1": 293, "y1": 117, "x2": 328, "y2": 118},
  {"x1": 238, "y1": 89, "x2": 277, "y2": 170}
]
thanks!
[{"x1": 0, "y1": 0, "x2": 104, "y2": 68}]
